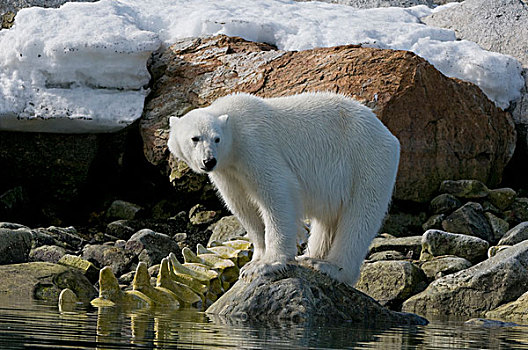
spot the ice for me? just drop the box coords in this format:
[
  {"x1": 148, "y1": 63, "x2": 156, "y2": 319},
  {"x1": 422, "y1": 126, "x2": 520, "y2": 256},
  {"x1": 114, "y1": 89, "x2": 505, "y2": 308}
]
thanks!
[{"x1": 0, "y1": 0, "x2": 523, "y2": 132}]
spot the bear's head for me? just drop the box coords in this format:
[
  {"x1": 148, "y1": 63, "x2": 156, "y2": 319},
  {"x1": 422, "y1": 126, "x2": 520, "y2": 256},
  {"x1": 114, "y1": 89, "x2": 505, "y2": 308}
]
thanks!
[{"x1": 168, "y1": 111, "x2": 231, "y2": 174}]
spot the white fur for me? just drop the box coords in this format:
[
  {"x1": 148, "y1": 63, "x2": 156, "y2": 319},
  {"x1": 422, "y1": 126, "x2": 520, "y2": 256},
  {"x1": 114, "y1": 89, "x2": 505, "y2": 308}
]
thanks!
[{"x1": 168, "y1": 92, "x2": 400, "y2": 285}]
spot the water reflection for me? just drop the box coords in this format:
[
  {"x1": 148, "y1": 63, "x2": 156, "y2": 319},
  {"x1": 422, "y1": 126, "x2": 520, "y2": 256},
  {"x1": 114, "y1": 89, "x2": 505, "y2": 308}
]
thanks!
[{"x1": 1, "y1": 298, "x2": 528, "y2": 349}]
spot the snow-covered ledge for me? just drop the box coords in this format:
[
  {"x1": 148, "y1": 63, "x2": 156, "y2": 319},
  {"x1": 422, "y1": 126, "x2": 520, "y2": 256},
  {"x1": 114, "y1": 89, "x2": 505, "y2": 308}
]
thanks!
[{"x1": 0, "y1": 0, "x2": 524, "y2": 133}]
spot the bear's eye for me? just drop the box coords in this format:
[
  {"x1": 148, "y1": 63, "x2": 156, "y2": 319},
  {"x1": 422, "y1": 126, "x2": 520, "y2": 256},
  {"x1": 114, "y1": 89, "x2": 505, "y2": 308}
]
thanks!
[
  {"x1": 191, "y1": 136, "x2": 200, "y2": 143},
  {"x1": 214, "y1": 137, "x2": 220, "y2": 143}
]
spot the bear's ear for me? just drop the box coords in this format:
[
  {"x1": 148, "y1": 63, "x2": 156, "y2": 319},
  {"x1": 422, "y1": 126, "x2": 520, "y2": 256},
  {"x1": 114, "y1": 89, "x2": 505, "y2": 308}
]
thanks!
[
  {"x1": 169, "y1": 116, "x2": 180, "y2": 128},
  {"x1": 218, "y1": 114, "x2": 229, "y2": 124}
]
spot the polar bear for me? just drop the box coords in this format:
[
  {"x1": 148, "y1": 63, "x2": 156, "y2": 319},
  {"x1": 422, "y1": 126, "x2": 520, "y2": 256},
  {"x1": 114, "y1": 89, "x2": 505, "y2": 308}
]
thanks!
[{"x1": 168, "y1": 92, "x2": 400, "y2": 285}]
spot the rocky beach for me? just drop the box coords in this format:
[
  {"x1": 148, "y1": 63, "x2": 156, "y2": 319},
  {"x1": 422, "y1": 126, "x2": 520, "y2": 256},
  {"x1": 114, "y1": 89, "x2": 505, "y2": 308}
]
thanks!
[{"x1": 1, "y1": 0, "x2": 528, "y2": 332}]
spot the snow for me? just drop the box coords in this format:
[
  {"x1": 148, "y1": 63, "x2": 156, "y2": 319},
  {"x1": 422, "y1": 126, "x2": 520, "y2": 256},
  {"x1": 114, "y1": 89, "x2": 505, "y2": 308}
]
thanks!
[{"x1": 0, "y1": 0, "x2": 524, "y2": 133}]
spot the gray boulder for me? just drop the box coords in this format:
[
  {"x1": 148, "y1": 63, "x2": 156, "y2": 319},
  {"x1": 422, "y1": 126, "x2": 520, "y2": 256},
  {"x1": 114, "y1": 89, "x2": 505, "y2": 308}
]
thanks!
[
  {"x1": 505, "y1": 197, "x2": 528, "y2": 224},
  {"x1": 485, "y1": 212, "x2": 510, "y2": 243},
  {"x1": 420, "y1": 255, "x2": 472, "y2": 280},
  {"x1": 106, "y1": 200, "x2": 143, "y2": 221},
  {"x1": 0, "y1": 226, "x2": 33, "y2": 264},
  {"x1": 402, "y1": 240, "x2": 528, "y2": 317},
  {"x1": 355, "y1": 260, "x2": 427, "y2": 309},
  {"x1": 82, "y1": 243, "x2": 133, "y2": 276},
  {"x1": 442, "y1": 202, "x2": 494, "y2": 242},
  {"x1": 498, "y1": 222, "x2": 528, "y2": 246},
  {"x1": 368, "y1": 236, "x2": 422, "y2": 260},
  {"x1": 29, "y1": 245, "x2": 66, "y2": 263},
  {"x1": 430, "y1": 193, "x2": 462, "y2": 215},
  {"x1": 207, "y1": 263, "x2": 427, "y2": 325},
  {"x1": 488, "y1": 188, "x2": 517, "y2": 211},
  {"x1": 367, "y1": 250, "x2": 406, "y2": 261},
  {"x1": 207, "y1": 215, "x2": 246, "y2": 245},
  {"x1": 125, "y1": 229, "x2": 181, "y2": 267},
  {"x1": 420, "y1": 229, "x2": 489, "y2": 264}
]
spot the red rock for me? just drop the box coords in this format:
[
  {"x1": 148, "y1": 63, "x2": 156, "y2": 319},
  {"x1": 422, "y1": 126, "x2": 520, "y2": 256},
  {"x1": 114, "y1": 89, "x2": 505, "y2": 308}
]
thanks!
[{"x1": 141, "y1": 35, "x2": 516, "y2": 203}]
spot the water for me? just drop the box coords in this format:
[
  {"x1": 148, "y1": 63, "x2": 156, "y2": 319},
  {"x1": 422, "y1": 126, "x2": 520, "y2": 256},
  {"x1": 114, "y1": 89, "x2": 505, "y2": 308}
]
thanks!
[{"x1": 1, "y1": 298, "x2": 528, "y2": 350}]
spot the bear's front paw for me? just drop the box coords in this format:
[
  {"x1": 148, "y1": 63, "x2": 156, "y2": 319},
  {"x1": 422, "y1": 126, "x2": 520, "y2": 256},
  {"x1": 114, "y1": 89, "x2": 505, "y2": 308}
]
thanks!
[{"x1": 239, "y1": 260, "x2": 289, "y2": 282}]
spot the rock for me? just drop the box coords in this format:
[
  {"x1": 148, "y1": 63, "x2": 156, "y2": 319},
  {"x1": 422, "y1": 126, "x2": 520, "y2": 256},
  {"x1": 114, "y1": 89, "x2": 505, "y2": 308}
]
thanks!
[
  {"x1": 189, "y1": 204, "x2": 218, "y2": 226},
  {"x1": 422, "y1": 214, "x2": 445, "y2": 231},
  {"x1": 367, "y1": 250, "x2": 406, "y2": 262},
  {"x1": 504, "y1": 197, "x2": 528, "y2": 224},
  {"x1": 207, "y1": 263, "x2": 427, "y2": 325},
  {"x1": 355, "y1": 260, "x2": 427, "y2": 310},
  {"x1": 420, "y1": 229, "x2": 489, "y2": 264},
  {"x1": 105, "y1": 220, "x2": 136, "y2": 240},
  {"x1": 106, "y1": 200, "x2": 143, "y2": 221},
  {"x1": 294, "y1": 0, "x2": 434, "y2": 9},
  {"x1": 423, "y1": 0, "x2": 528, "y2": 176},
  {"x1": 29, "y1": 245, "x2": 66, "y2": 264},
  {"x1": 207, "y1": 216, "x2": 246, "y2": 245},
  {"x1": 58, "y1": 288, "x2": 79, "y2": 312},
  {"x1": 141, "y1": 35, "x2": 515, "y2": 204},
  {"x1": 0, "y1": 226, "x2": 33, "y2": 264},
  {"x1": 488, "y1": 245, "x2": 511, "y2": 258},
  {"x1": 402, "y1": 240, "x2": 528, "y2": 317},
  {"x1": 82, "y1": 244, "x2": 133, "y2": 277},
  {"x1": 484, "y1": 212, "x2": 510, "y2": 243},
  {"x1": 125, "y1": 229, "x2": 181, "y2": 267},
  {"x1": 442, "y1": 202, "x2": 494, "y2": 242},
  {"x1": 429, "y1": 193, "x2": 462, "y2": 215},
  {"x1": 439, "y1": 180, "x2": 489, "y2": 199},
  {"x1": 420, "y1": 256, "x2": 472, "y2": 280},
  {"x1": 488, "y1": 188, "x2": 517, "y2": 211},
  {"x1": 0, "y1": 262, "x2": 97, "y2": 302},
  {"x1": 35, "y1": 226, "x2": 84, "y2": 250},
  {"x1": 423, "y1": 0, "x2": 528, "y2": 67},
  {"x1": 58, "y1": 254, "x2": 100, "y2": 284},
  {"x1": 498, "y1": 222, "x2": 528, "y2": 246},
  {"x1": 486, "y1": 291, "x2": 528, "y2": 322},
  {"x1": 464, "y1": 318, "x2": 522, "y2": 328},
  {"x1": 380, "y1": 212, "x2": 427, "y2": 237},
  {"x1": 368, "y1": 236, "x2": 422, "y2": 260}
]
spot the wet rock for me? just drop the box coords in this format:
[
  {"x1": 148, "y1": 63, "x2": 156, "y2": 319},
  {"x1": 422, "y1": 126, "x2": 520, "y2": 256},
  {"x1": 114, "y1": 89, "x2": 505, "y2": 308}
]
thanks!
[
  {"x1": 465, "y1": 318, "x2": 522, "y2": 328},
  {"x1": 430, "y1": 194, "x2": 462, "y2": 215},
  {"x1": 207, "y1": 263, "x2": 427, "y2": 325},
  {"x1": 402, "y1": 240, "x2": 528, "y2": 317},
  {"x1": 0, "y1": 262, "x2": 97, "y2": 302},
  {"x1": 498, "y1": 222, "x2": 528, "y2": 246},
  {"x1": 142, "y1": 35, "x2": 515, "y2": 204},
  {"x1": 488, "y1": 188, "x2": 517, "y2": 211},
  {"x1": 0, "y1": 226, "x2": 33, "y2": 264},
  {"x1": 106, "y1": 200, "x2": 143, "y2": 221},
  {"x1": 29, "y1": 245, "x2": 66, "y2": 264},
  {"x1": 58, "y1": 254, "x2": 100, "y2": 284},
  {"x1": 33, "y1": 226, "x2": 84, "y2": 251},
  {"x1": 484, "y1": 212, "x2": 510, "y2": 243},
  {"x1": 420, "y1": 256, "x2": 472, "y2": 281},
  {"x1": 207, "y1": 215, "x2": 246, "y2": 245},
  {"x1": 82, "y1": 243, "x2": 133, "y2": 277},
  {"x1": 486, "y1": 291, "x2": 528, "y2": 322},
  {"x1": 420, "y1": 229, "x2": 489, "y2": 264},
  {"x1": 439, "y1": 180, "x2": 489, "y2": 199},
  {"x1": 125, "y1": 229, "x2": 181, "y2": 267},
  {"x1": 367, "y1": 250, "x2": 406, "y2": 262},
  {"x1": 442, "y1": 202, "x2": 494, "y2": 242},
  {"x1": 355, "y1": 260, "x2": 427, "y2": 310},
  {"x1": 368, "y1": 236, "x2": 422, "y2": 260}
]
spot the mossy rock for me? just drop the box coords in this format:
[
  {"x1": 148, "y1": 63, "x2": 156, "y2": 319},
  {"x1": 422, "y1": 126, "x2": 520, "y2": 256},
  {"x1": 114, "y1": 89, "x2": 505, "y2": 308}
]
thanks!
[{"x1": 0, "y1": 262, "x2": 97, "y2": 303}]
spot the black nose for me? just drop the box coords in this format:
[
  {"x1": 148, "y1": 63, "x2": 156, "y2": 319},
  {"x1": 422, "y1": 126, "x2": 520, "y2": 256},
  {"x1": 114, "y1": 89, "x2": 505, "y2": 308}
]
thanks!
[{"x1": 203, "y1": 157, "x2": 217, "y2": 171}]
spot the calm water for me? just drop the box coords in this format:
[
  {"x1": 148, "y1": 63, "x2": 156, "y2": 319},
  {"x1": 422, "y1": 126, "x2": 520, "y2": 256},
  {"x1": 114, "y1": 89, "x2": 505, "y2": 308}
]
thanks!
[{"x1": 1, "y1": 298, "x2": 528, "y2": 349}]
